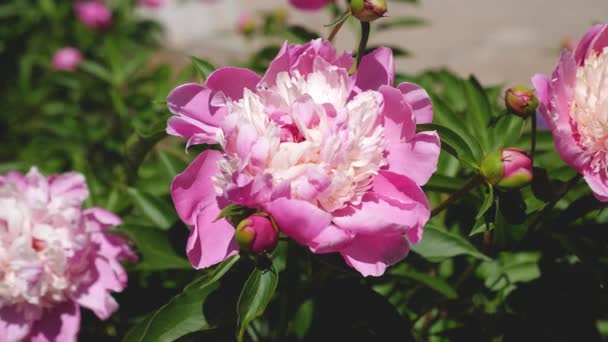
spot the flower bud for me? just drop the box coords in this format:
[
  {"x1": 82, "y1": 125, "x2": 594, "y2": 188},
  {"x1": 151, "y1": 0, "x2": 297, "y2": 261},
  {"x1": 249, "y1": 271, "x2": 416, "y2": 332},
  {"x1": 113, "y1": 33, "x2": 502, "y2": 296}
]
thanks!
[
  {"x1": 51, "y1": 47, "x2": 83, "y2": 72},
  {"x1": 351, "y1": 0, "x2": 387, "y2": 22},
  {"x1": 237, "y1": 13, "x2": 256, "y2": 36},
  {"x1": 235, "y1": 213, "x2": 279, "y2": 254},
  {"x1": 74, "y1": 1, "x2": 112, "y2": 31},
  {"x1": 505, "y1": 86, "x2": 539, "y2": 118},
  {"x1": 480, "y1": 148, "x2": 533, "y2": 189}
]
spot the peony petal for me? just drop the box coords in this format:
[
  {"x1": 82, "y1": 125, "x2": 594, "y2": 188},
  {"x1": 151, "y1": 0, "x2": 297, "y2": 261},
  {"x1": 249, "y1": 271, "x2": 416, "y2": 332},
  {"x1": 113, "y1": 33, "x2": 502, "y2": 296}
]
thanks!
[
  {"x1": 386, "y1": 131, "x2": 441, "y2": 186},
  {"x1": 83, "y1": 208, "x2": 122, "y2": 230},
  {"x1": 340, "y1": 234, "x2": 410, "y2": 277},
  {"x1": 265, "y1": 198, "x2": 332, "y2": 246},
  {"x1": 73, "y1": 257, "x2": 122, "y2": 320},
  {"x1": 589, "y1": 24, "x2": 608, "y2": 60},
  {"x1": 309, "y1": 224, "x2": 353, "y2": 254},
  {"x1": 379, "y1": 85, "x2": 416, "y2": 143},
  {"x1": 205, "y1": 67, "x2": 261, "y2": 101},
  {"x1": 355, "y1": 47, "x2": 394, "y2": 92},
  {"x1": 48, "y1": 172, "x2": 88, "y2": 203},
  {"x1": 574, "y1": 24, "x2": 606, "y2": 65},
  {"x1": 551, "y1": 127, "x2": 591, "y2": 172},
  {"x1": 187, "y1": 200, "x2": 238, "y2": 269},
  {"x1": 0, "y1": 306, "x2": 32, "y2": 342},
  {"x1": 550, "y1": 51, "x2": 577, "y2": 130},
  {"x1": 397, "y1": 82, "x2": 434, "y2": 124},
  {"x1": 531, "y1": 73, "x2": 551, "y2": 110},
  {"x1": 584, "y1": 170, "x2": 608, "y2": 202},
  {"x1": 29, "y1": 302, "x2": 80, "y2": 342},
  {"x1": 171, "y1": 150, "x2": 223, "y2": 225},
  {"x1": 289, "y1": 0, "x2": 332, "y2": 10}
]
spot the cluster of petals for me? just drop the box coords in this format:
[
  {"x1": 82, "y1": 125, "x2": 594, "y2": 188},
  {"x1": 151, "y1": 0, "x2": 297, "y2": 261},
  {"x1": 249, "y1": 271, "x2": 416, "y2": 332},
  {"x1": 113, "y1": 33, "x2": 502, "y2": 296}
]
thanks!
[
  {"x1": 0, "y1": 168, "x2": 135, "y2": 342},
  {"x1": 533, "y1": 24, "x2": 608, "y2": 201},
  {"x1": 167, "y1": 39, "x2": 440, "y2": 277}
]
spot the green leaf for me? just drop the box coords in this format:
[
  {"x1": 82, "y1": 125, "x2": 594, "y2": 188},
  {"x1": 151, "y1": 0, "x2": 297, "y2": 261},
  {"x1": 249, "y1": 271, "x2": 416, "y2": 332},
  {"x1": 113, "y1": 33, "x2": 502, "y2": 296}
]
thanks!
[
  {"x1": 412, "y1": 225, "x2": 490, "y2": 261},
  {"x1": 417, "y1": 123, "x2": 479, "y2": 167},
  {"x1": 190, "y1": 56, "x2": 216, "y2": 83},
  {"x1": 124, "y1": 256, "x2": 240, "y2": 342},
  {"x1": 237, "y1": 265, "x2": 279, "y2": 342},
  {"x1": 114, "y1": 225, "x2": 190, "y2": 270},
  {"x1": 391, "y1": 266, "x2": 458, "y2": 299},
  {"x1": 157, "y1": 150, "x2": 187, "y2": 180},
  {"x1": 79, "y1": 60, "x2": 114, "y2": 84},
  {"x1": 477, "y1": 251, "x2": 541, "y2": 293},
  {"x1": 126, "y1": 188, "x2": 177, "y2": 230},
  {"x1": 476, "y1": 184, "x2": 494, "y2": 219},
  {"x1": 462, "y1": 76, "x2": 492, "y2": 149},
  {"x1": 376, "y1": 17, "x2": 427, "y2": 30},
  {"x1": 425, "y1": 173, "x2": 465, "y2": 193},
  {"x1": 215, "y1": 204, "x2": 257, "y2": 225}
]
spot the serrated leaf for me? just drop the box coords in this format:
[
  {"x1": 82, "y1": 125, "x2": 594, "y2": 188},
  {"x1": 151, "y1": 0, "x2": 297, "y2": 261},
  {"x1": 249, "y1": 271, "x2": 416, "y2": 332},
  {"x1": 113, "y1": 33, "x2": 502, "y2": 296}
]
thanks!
[
  {"x1": 412, "y1": 225, "x2": 489, "y2": 261},
  {"x1": 237, "y1": 265, "x2": 279, "y2": 342}
]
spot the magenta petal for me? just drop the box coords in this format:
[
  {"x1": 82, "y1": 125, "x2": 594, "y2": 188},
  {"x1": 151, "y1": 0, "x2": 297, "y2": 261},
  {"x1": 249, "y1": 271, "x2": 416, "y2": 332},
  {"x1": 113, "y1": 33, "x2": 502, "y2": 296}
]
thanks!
[
  {"x1": 309, "y1": 224, "x2": 353, "y2": 254},
  {"x1": 387, "y1": 131, "x2": 441, "y2": 186},
  {"x1": 187, "y1": 201, "x2": 238, "y2": 269},
  {"x1": 397, "y1": 82, "x2": 434, "y2": 124},
  {"x1": 531, "y1": 73, "x2": 551, "y2": 110},
  {"x1": 584, "y1": 170, "x2": 608, "y2": 202},
  {"x1": 29, "y1": 302, "x2": 80, "y2": 342},
  {"x1": 340, "y1": 234, "x2": 410, "y2": 277},
  {"x1": 0, "y1": 306, "x2": 32, "y2": 341},
  {"x1": 379, "y1": 85, "x2": 416, "y2": 144},
  {"x1": 205, "y1": 67, "x2": 261, "y2": 101},
  {"x1": 589, "y1": 24, "x2": 608, "y2": 60},
  {"x1": 289, "y1": 0, "x2": 332, "y2": 10},
  {"x1": 73, "y1": 257, "x2": 122, "y2": 320},
  {"x1": 574, "y1": 24, "x2": 606, "y2": 65},
  {"x1": 355, "y1": 47, "x2": 395, "y2": 92},
  {"x1": 171, "y1": 150, "x2": 223, "y2": 225},
  {"x1": 265, "y1": 198, "x2": 332, "y2": 246},
  {"x1": 551, "y1": 51, "x2": 577, "y2": 129}
]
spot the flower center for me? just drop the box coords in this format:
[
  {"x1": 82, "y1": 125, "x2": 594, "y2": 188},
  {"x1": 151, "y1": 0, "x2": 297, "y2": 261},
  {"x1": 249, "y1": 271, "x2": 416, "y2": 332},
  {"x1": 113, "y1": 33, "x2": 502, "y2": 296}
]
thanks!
[{"x1": 571, "y1": 47, "x2": 608, "y2": 173}]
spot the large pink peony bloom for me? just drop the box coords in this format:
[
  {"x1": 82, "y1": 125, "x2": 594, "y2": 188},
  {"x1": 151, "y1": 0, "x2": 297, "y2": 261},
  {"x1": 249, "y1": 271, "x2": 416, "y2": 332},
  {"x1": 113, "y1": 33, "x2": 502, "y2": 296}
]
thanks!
[
  {"x1": 0, "y1": 168, "x2": 135, "y2": 341},
  {"x1": 533, "y1": 24, "x2": 608, "y2": 202},
  {"x1": 289, "y1": 0, "x2": 332, "y2": 11},
  {"x1": 167, "y1": 39, "x2": 440, "y2": 276}
]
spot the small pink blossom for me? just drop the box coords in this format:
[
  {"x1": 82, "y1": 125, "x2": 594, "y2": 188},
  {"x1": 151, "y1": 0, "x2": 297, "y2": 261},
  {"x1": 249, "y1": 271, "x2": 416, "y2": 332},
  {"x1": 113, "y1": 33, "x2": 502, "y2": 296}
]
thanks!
[
  {"x1": 289, "y1": 0, "x2": 332, "y2": 11},
  {"x1": 0, "y1": 168, "x2": 135, "y2": 341},
  {"x1": 533, "y1": 24, "x2": 608, "y2": 201},
  {"x1": 137, "y1": 0, "x2": 165, "y2": 8},
  {"x1": 74, "y1": 1, "x2": 112, "y2": 31},
  {"x1": 51, "y1": 48, "x2": 83, "y2": 72},
  {"x1": 167, "y1": 39, "x2": 440, "y2": 276}
]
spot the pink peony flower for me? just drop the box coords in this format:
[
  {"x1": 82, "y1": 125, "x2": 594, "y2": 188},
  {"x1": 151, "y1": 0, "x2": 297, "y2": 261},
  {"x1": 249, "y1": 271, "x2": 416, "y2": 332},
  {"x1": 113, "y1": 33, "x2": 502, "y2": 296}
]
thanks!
[
  {"x1": 533, "y1": 24, "x2": 608, "y2": 202},
  {"x1": 0, "y1": 168, "x2": 136, "y2": 341},
  {"x1": 289, "y1": 0, "x2": 332, "y2": 11},
  {"x1": 51, "y1": 47, "x2": 83, "y2": 72},
  {"x1": 74, "y1": 1, "x2": 112, "y2": 31},
  {"x1": 137, "y1": 0, "x2": 165, "y2": 8},
  {"x1": 167, "y1": 39, "x2": 440, "y2": 276}
]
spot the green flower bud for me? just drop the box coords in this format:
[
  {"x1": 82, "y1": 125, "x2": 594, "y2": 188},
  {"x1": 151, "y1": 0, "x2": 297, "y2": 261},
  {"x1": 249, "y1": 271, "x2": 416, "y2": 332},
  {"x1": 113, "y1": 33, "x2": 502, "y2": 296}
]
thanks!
[
  {"x1": 480, "y1": 148, "x2": 533, "y2": 190},
  {"x1": 505, "y1": 86, "x2": 539, "y2": 118},
  {"x1": 351, "y1": 0, "x2": 387, "y2": 22}
]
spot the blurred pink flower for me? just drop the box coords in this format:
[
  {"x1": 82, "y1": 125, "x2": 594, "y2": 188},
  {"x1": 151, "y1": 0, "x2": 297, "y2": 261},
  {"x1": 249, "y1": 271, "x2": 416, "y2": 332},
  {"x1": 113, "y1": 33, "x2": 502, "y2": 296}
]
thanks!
[
  {"x1": 533, "y1": 24, "x2": 608, "y2": 202},
  {"x1": 74, "y1": 1, "x2": 112, "y2": 31},
  {"x1": 237, "y1": 13, "x2": 255, "y2": 35},
  {"x1": 289, "y1": 0, "x2": 332, "y2": 11},
  {"x1": 0, "y1": 168, "x2": 136, "y2": 341},
  {"x1": 167, "y1": 39, "x2": 440, "y2": 276},
  {"x1": 51, "y1": 47, "x2": 83, "y2": 72},
  {"x1": 137, "y1": 0, "x2": 165, "y2": 8}
]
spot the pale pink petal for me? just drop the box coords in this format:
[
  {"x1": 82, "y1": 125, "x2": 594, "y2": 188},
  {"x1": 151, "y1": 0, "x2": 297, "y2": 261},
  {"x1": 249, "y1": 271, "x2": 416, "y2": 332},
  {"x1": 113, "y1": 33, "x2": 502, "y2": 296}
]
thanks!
[
  {"x1": 205, "y1": 67, "x2": 261, "y2": 101},
  {"x1": 355, "y1": 47, "x2": 394, "y2": 92},
  {"x1": 0, "y1": 306, "x2": 32, "y2": 342},
  {"x1": 550, "y1": 51, "x2": 577, "y2": 129},
  {"x1": 171, "y1": 150, "x2": 223, "y2": 225},
  {"x1": 574, "y1": 24, "x2": 606, "y2": 65},
  {"x1": 583, "y1": 170, "x2": 608, "y2": 202},
  {"x1": 309, "y1": 224, "x2": 353, "y2": 254},
  {"x1": 83, "y1": 208, "x2": 122, "y2": 230},
  {"x1": 29, "y1": 302, "x2": 80, "y2": 342},
  {"x1": 73, "y1": 257, "x2": 123, "y2": 320},
  {"x1": 386, "y1": 131, "x2": 441, "y2": 186},
  {"x1": 264, "y1": 198, "x2": 332, "y2": 246},
  {"x1": 187, "y1": 201, "x2": 238, "y2": 269},
  {"x1": 397, "y1": 82, "x2": 434, "y2": 124},
  {"x1": 551, "y1": 127, "x2": 591, "y2": 172},
  {"x1": 531, "y1": 73, "x2": 551, "y2": 110},
  {"x1": 379, "y1": 85, "x2": 416, "y2": 143},
  {"x1": 340, "y1": 234, "x2": 410, "y2": 277},
  {"x1": 48, "y1": 172, "x2": 88, "y2": 203}
]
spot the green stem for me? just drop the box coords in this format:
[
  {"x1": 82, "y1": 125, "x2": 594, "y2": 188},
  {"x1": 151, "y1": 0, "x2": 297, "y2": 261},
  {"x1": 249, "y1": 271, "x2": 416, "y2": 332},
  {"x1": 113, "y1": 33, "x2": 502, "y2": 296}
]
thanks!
[
  {"x1": 530, "y1": 113, "x2": 537, "y2": 157},
  {"x1": 431, "y1": 175, "x2": 484, "y2": 217},
  {"x1": 355, "y1": 21, "x2": 371, "y2": 69}
]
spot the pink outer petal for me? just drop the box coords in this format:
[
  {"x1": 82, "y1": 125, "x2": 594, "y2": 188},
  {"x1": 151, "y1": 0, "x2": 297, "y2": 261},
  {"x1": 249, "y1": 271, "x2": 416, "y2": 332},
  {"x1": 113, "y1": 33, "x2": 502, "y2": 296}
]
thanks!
[
  {"x1": 590, "y1": 24, "x2": 608, "y2": 56},
  {"x1": 332, "y1": 171, "x2": 430, "y2": 242},
  {"x1": 379, "y1": 85, "x2": 416, "y2": 143},
  {"x1": 550, "y1": 51, "x2": 577, "y2": 130},
  {"x1": 264, "y1": 198, "x2": 332, "y2": 246},
  {"x1": 48, "y1": 172, "x2": 88, "y2": 203},
  {"x1": 583, "y1": 170, "x2": 608, "y2": 202},
  {"x1": 531, "y1": 73, "x2": 551, "y2": 110},
  {"x1": 397, "y1": 82, "x2": 434, "y2": 124},
  {"x1": 386, "y1": 131, "x2": 441, "y2": 186},
  {"x1": 0, "y1": 306, "x2": 32, "y2": 342},
  {"x1": 289, "y1": 0, "x2": 332, "y2": 10},
  {"x1": 187, "y1": 201, "x2": 238, "y2": 269},
  {"x1": 204, "y1": 67, "x2": 261, "y2": 101},
  {"x1": 354, "y1": 47, "x2": 395, "y2": 93},
  {"x1": 83, "y1": 208, "x2": 122, "y2": 230},
  {"x1": 73, "y1": 257, "x2": 123, "y2": 320},
  {"x1": 308, "y1": 224, "x2": 353, "y2": 254},
  {"x1": 29, "y1": 302, "x2": 80, "y2": 342},
  {"x1": 574, "y1": 24, "x2": 606, "y2": 65},
  {"x1": 171, "y1": 150, "x2": 224, "y2": 225},
  {"x1": 340, "y1": 234, "x2": 410, "y2": 277}
]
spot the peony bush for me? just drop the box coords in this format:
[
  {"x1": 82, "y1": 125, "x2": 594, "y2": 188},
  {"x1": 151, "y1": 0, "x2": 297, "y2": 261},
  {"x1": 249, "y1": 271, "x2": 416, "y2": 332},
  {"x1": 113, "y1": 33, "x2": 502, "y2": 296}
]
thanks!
[{"x1": 1, "y1": 0, "x2": 608, "y2": 341}]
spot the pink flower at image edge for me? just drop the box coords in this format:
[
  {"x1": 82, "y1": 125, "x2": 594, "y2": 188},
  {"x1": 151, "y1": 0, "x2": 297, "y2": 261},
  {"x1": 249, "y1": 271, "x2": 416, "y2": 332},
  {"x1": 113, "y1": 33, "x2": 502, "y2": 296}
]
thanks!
[
  {"x1": 167, "y1": 39, "x2": 440, "y2": 276},
  {"x1": 52, "y1": 47, "x2": 83, "y2": 72},
  {"x1": 289, "y1": 0, "x2": 332, "y2": 11},
  {"x1": 0, "y1": 168, "x2": 136, "y2": 341},
  {"x1": 533, "y1": 24, "x2": 608, "y2": 202}
]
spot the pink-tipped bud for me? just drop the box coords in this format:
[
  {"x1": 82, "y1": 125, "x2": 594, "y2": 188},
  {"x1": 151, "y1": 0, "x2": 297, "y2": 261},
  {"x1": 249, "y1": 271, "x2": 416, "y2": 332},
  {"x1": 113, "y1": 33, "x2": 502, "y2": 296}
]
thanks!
[
  {"x1": 235, "y1": 213, "x2": 279, "y2": 254},
  {"x1": 237, "y1": 13, "x2": 256, "y2": 36},
  {"x1": 74, "y1": 1, "x2": 112, "y2": 31},
  {"x1": 351, "y1": 0, "x2": 387, "y2": 22},
  {"x1": 51, "y1": 47, "x2": 83, "y2": 72},
  {"x1": 481, "y1": 148, "x2": 533, "y2": 190},
  {"x1": 505, "y1": 86, "x2": 539, "y2": 118}
]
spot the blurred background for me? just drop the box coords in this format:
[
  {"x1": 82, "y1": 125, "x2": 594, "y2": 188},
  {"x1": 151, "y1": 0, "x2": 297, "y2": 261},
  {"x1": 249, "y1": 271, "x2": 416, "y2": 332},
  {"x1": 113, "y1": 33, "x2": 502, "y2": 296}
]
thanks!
[{"x1": 145, "y1": 0, "x2": 608, "y2": 84}]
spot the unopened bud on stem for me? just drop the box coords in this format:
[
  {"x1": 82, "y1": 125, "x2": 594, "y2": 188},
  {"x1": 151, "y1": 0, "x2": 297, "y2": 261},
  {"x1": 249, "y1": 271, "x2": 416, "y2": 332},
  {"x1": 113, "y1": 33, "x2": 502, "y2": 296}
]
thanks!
[
  {"x1": 351, "y1": 0, "x2": 387, "y2": 22},
  {"x1": 480, "y1": 148, "x2": 533, "y2": 190},
  {"x1": 235, "y1": 213, "x2": 279, "y2": 254},
  {"x1": 505, "y1": 86, "x2": 539, "y2": 118}
]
